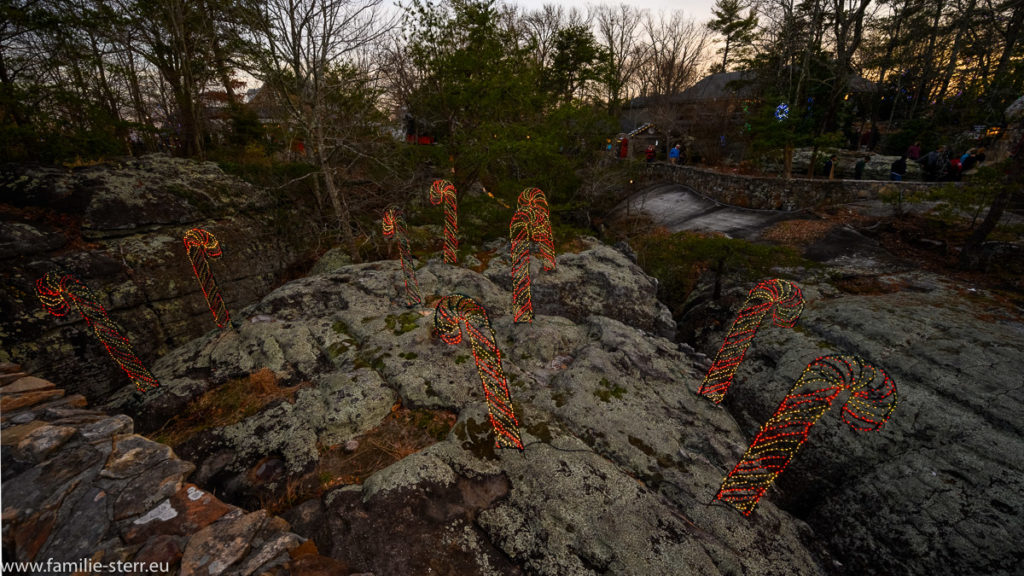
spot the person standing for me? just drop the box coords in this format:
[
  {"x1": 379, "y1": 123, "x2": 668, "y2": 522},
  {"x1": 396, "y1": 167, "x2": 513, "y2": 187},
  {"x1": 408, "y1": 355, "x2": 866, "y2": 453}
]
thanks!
[
  {"x1": 645, "y1": 144, "x2": 655, "y2": 162},
  {"x1": 823, "y1": 155, "x2": 837, "y2": 179},
  {"x1": 960, "y1": 149, "x2": 978, "y2": 172},
  {"x1": 854, "y1": 155, "x2": 869, "y2": 179},
  {"x1": 906, "y1": 141, "x2": 922, "y2": 160},
  {"x1": 920, "y1": 145, "x2": 947, "y2": 181},
  {"x1": 890, "y1": 155, "x2": 907, "y2": 181},
  {"x1": 668, "y1": 144, "x2": 680, "y2": 164},
  {"x1": 946, "y1": 156, "x2": 962, "y2": 181}
]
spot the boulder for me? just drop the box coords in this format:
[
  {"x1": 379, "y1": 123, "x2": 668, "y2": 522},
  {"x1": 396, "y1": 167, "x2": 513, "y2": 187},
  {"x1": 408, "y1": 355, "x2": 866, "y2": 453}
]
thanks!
[
  {"x1": 0, "y1": 155, "x2": 320, "y2": 401},
  {"x1": 690, "y1": 267, "x2": 1024, "y2": 575},
  {"x1": 0, "y1": 373, "x2": 323, "y2": 573}
]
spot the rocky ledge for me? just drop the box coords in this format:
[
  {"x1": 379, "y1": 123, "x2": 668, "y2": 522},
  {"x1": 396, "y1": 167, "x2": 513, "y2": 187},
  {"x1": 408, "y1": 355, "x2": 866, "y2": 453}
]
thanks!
[
  {"x1": 6, "y1": 233, "x2": 1022, "y2": 575},
  {"x1": 0, "y1": 363, "x2": 348, "y2": 575},
  {"x1": 1, "y1": 155, "x2": 319, "y2": 400}
]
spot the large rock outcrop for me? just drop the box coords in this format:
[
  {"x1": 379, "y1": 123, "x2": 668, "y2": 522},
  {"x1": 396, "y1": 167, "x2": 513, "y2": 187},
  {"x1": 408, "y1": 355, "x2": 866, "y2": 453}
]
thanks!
[
  {"x1": 19, "y1": 230, "x2": 1021, "y2": 575},
  {"x1": 685, "y1": 263, "x2": 1024, "y2": 576},
  {"x1": 108, "y1": 238, "x2": 828, "y2": 575},
  {"x1": 1, "y1": 155, "x2": 319, "y2": 400},
  {"x1": 0, "y1": 364, "x2": 347, "y2": 575}
]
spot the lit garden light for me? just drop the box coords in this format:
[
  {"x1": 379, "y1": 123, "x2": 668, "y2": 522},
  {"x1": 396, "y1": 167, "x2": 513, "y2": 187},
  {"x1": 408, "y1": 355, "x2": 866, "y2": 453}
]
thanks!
[
  {"x1": 715, "y1": 354, "x2": 898, "y2": 516},
  {"x1": 510, "y1": 187, "x2": 556, "y2": 324},
  {"x1": 382, "y1": 205, "x2": 422, "y2": 307},
  {"x1": 36, "y1": 271, "x2": 159, "y2": 392},
  {"x1": 775, "y1": 103, "x2": 790, "y2": 121},
  {"x1": 429, "y1": 179, "x2": 458, "y2": 264},
  {"x1": 698, "y1": 279, "x2": 804, "y2": 403},
  {"x1": 434, "y1": 294, "x2": 524, "y2": 451},
  {"x1": 183, "y1": 228, "x2": 231, "y2": 329}
]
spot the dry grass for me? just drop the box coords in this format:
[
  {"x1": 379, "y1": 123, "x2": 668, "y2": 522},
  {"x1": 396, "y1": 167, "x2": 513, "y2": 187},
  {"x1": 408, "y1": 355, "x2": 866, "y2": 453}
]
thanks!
[
  {"x1": 318, "y1": 403, "x2": 456, "y2": 488},
  {"x1": 257, "y1": 402, "x2": 456, "y2": 514},
  {"x1": 150, "y1": 368, "x2": 308, "y2": 448},
  {"x1": 760, "y1": 219, "x2": 838, "y2": 247},
  {"x1": 469, "y1": 249, "x2": 498, "y2": 273}
]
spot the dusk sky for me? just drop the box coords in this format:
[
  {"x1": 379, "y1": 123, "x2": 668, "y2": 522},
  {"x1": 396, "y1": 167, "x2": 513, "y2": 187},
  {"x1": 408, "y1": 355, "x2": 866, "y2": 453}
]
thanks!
[
  {"x1": 514, "y1": 0, "x2": 719, "y2": 22},
  {"x1": 389, "y1": 0, "x2": 721, "y2": 25}
]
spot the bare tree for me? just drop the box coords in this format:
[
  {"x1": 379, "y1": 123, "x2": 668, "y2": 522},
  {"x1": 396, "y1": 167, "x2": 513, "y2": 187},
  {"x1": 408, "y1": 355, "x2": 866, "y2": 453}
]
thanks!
[
  {"x1": 245, "y1": 0, "x2": 395, "y2": 259},
  {"x1": 521, "y1": 4, "x2": 590, "y2": 68},
  {"x1": 637, "y1": 11, "x2": 710, "y2": 97},
  {"x1": 593, "y1": 3, "x2": 644, "y2": 110}
]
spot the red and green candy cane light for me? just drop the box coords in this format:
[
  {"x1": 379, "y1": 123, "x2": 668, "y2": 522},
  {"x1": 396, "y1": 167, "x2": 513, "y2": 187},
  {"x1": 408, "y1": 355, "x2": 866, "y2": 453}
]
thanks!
[
  {"x1": 382, "y1": 205, "x2": 423, "y2": 307},
  {"x1": 183, "y1": 228, "x2": 231, "y2": 329},
  {"x1": 434, "y1": 294, "x2": 524, "y2": 451},
  {"x1": 429, "y1": 179, "x2": 458, "y2": 264},
  {"x1": 698, "y1": 279, "x2": 804, "y2": 403},
  {"x1": 716, "y1": 354, "x2": 898, "y2": 516},
  {"x1": 36, "y1": 271, "x2": 159, "y2": 392},
  {"x1": 510, "y1": 187, "x2": 556, "y2": 323}
]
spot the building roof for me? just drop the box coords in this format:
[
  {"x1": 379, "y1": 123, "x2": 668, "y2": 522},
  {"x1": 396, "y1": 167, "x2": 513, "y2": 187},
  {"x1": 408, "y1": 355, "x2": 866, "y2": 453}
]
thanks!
[
  {"x1": 675, "y1": 71, "x2": 758, "y2": 102},
  {"x1": 632, "y1": 69, "x2": 878, "y2": 107}
]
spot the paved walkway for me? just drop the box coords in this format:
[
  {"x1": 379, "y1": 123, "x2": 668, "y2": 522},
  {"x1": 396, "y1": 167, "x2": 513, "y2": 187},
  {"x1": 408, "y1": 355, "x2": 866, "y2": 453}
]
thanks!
[{"x1": 612, "y1": 182, "x2": 797, "y2": 239}]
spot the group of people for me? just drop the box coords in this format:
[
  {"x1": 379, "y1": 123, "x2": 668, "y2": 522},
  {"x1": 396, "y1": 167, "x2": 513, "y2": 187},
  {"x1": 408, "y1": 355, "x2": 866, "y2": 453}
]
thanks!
[
  {"x1": 646, "y1": 143, "x2": 685, "y2": 164},
  {"x1": 821, "y1": 154, "x2": 872, "y2": 180},
  {"x1": 890, "y1": 141, "x2": 986, "y2": 181}
]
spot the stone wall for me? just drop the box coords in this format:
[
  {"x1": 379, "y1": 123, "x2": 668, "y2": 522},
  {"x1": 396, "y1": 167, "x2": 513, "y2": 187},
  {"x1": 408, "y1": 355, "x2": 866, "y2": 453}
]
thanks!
[{"x1": 643, "y1": 163, "x2": 938, "y2": 211}]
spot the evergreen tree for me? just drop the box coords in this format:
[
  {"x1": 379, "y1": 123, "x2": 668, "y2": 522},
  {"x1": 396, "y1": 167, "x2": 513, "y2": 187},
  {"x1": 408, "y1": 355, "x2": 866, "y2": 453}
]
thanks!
[{"x1": 707, "y1": 0, "x2": 758, "y2": 72}]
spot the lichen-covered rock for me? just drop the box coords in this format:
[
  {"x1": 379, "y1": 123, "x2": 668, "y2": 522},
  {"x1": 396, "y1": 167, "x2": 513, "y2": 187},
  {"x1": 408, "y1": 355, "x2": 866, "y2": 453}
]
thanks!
[
  {"x1": 0, "y1": 368, "x2": 320, "y2": 574},
  {"x1": 221, "y1": 370, "x2": 396, "y2": 473},
  {"x1": 691, "y1": 268, "x2": 1024, "y2": 576},
  {"x1": 0, "y1": 155, "x2": 319, "y2": 401},
  {"x1": 61, "y1": 230, "x2": 1019, "y2": 576},
  {"x1": 485, "y1": 237, "x2": 676, "y2": 338}
]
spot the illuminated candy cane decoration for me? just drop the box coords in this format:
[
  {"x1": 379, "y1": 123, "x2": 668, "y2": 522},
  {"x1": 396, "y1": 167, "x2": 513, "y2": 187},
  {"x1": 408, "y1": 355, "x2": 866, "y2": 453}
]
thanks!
[
  {"x1": 698, "y1": 279, "x2": 804, "y2": 403},
  {"x1": 716, "y1": 354, "x2": 898, "y2": 516},
  {"x1": 517, "y1": 187, "x2": 555, "y2": 271},
  {"x1": 510, "y1": 188, "x2": 556, "y2": 323},
  {"x1": 434, "y1": 294, "x2": 524, "y2": 451},
  {"x1": 382, "y1": 206, "x2": 422, "y2": 307},
  {"x1": 510, "y1": 209, "x2": 535, "y2": 323},
  {"x1": 36, "y1": 271, "x2": 159, "y2": 392},
  {"x1": 183, "y1": 228, "x2": 231, "y2": 328},
  {"x1": 429, "y1": 179, "x2": 458, "y2": 264}
]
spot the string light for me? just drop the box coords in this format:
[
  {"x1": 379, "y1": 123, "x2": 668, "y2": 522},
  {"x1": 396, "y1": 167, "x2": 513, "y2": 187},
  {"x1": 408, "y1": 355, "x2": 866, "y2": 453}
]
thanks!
[
  {"x1": 698, "y1": 279, "x2": 804, "y2": 403},
  {"x1": 36, "y1": 271, "x2": 159, "y2": 392},
  {"x1": 183, "y1": 228, "x2": 231, "y2": 329},
  {"x1": 382, "y1": 205, "x2": 423, "y2": 307},
  {"x1": 434, "y1": 294, "x2": 524, "y2": 451},
  {"x1": 429, "y1": 179, "x2": 458, "y2": 264},
  {"x1": 510, "y1": 188, "x2": 555, "y2": 324},
  {"x1": 716, "y1": 354, "x2": 898, "y2": 516}
]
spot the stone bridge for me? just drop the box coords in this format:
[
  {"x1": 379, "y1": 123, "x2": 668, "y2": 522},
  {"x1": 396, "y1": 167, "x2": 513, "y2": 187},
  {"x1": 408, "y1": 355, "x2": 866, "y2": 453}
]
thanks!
[{"x1": 638, "y1": 162, "x2": 940, "y2": 211}]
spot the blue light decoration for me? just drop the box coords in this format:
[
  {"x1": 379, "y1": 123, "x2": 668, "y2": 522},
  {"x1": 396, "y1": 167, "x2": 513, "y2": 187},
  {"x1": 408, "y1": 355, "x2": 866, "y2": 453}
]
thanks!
[{"x1": 775, "y1": 103, "x2": 790, "y2": 121}]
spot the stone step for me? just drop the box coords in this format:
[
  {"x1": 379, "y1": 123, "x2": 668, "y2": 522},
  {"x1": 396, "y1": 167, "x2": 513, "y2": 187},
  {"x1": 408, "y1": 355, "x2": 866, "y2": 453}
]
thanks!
[
  {"x1": 0, "y1": 388, "x2": 65, "y2": 412},
  {"x1": 1, "y1": 370, "x2": 334, "y2": 575},
  {"x1": 0, "y1": 375, "x2": 57, "y2": 395},
  {"x1": 0, "y1": 361, "x2": 22, "y2": 374},
  {"x1": 0, "y1": 372, "x2": 28, "y2": 386}
]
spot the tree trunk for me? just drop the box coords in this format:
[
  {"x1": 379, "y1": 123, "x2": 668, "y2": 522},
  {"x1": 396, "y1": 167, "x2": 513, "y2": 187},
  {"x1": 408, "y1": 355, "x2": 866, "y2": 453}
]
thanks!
[
  {"x1": 958, "y1": 188, "x2": 1012, "y2": 269},
  {"x1": 315, "y1": 138, "x2": 358, "y2": 262},
  {"x1": 170, "y1": 84, "x2": 202, "y2": 157},
  {"x1": 959, "y1": 133, "x2": 1023, "y2": 269}
]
